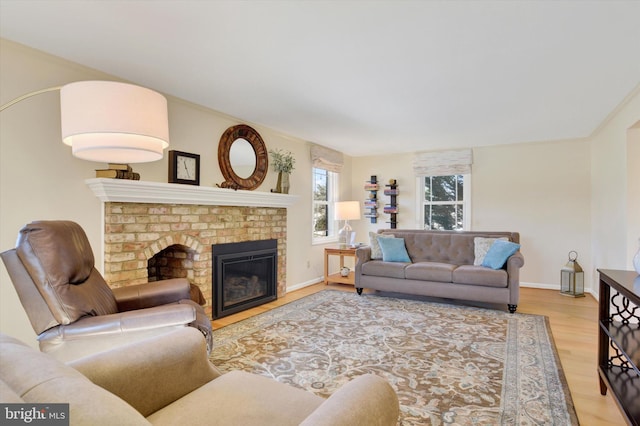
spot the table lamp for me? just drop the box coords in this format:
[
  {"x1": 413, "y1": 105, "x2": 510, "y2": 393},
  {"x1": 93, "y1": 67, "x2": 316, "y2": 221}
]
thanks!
[{"x1": 335, "y1": 201, "x2": 361, "y2": 248}]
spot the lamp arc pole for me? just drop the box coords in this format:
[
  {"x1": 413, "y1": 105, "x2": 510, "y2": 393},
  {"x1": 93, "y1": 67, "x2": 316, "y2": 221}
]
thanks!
[{"x1": 0, "y1": 86, "x2": 62, "y2": 112}]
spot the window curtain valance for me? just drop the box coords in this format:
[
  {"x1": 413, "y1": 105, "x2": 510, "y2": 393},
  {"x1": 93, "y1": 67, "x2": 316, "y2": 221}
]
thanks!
[
  {"x1": 310, "y1": 144, "x2": 344, "y2": 173},
  {"x1": 412, "y1": 149, "x2": 473, "y2": 176}
]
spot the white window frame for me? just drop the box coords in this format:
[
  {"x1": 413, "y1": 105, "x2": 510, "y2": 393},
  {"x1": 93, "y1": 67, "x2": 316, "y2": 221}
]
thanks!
[
  {"x1": 312, "y1": 167, "x2": 339, "y2": 244},
  {"x1": 415, "y1": 174, "x2": 471, "y2": 230}
]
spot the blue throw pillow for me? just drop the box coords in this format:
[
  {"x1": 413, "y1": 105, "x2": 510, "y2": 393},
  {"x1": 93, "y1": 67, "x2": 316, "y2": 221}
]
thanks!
[
  {"x1": 482, "y1": 240, "x2": 521, "y2": 269},
  {"x1": 377, "y1": 237, "x2": 411, "y2": 263}
]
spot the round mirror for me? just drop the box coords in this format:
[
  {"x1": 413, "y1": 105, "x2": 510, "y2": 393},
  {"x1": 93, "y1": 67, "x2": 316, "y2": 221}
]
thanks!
[
  {"x1": 229, "y1": 138, "x2": 257, "y2": 179},
  {"x1": 218, "y1": 124, "x2": 268, "y2": 190}
]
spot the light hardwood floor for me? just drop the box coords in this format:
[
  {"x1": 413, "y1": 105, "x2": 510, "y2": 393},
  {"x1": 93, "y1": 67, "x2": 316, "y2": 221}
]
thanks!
[{"x1": 212, "y1": 284, "x2": 627, "y2": 425}]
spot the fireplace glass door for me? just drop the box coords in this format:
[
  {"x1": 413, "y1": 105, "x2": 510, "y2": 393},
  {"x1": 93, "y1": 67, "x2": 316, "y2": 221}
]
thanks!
[{"x1": 213, "y1": 240, "x2": 277, "y2": 319}]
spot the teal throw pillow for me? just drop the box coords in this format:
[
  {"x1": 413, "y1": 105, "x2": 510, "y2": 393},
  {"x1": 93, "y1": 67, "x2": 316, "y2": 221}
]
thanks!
[
  {"x1": 378, "y1": 237, "x2": 411, "y2": 263},
  {"x1": 482, "y1": 240, "x2": 521, "y2": 269}
]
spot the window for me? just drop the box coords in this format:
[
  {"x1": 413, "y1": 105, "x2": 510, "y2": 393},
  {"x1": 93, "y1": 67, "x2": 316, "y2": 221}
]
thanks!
[
  {"x1": 312, "y1": 167, "x2": 338, "y2": 242},
  {"x1": 420, "y1": 174, "x2": 469, "y2": 230}
]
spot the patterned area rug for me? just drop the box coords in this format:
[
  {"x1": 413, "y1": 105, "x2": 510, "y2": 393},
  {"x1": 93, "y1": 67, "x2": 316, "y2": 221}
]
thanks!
[{"x1": 210, "y1": 290, "x2": 578, "y2": 425}]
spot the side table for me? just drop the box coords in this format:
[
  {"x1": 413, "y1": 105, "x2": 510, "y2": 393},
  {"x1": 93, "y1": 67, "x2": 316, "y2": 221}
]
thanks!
[
  {"x1": 324, "y1": 247, "x2": 356, "y2": 286},
  {"x1": 596, "y1": 269, "x2": 639, "y2": 426}
]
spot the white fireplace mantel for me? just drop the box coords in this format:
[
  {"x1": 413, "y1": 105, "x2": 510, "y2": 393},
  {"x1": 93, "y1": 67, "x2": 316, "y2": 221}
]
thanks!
[{"x1": 86, "y1": 178, "x2": 299, "y2": 208}]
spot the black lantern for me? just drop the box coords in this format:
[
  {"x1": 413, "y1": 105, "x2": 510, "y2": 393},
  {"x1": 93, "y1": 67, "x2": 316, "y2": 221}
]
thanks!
[{"x1": 560, "y1": 250, "x2": 585, "y2": 297}]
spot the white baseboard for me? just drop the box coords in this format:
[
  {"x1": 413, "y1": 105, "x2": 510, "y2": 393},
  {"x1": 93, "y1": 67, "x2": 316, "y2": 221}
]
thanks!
[
  {"x1": 286, "y1": 277, "x2": 323, "y2": 293},
  {"x1": 520, "y1": 281, "x2": 558, "y2": 290},
  {"x1": 287, "y1": 279, "x2": 600, "y2": 300},
  {"x1": 521, "y1": 281, "x2": 598, "y2": 300}
]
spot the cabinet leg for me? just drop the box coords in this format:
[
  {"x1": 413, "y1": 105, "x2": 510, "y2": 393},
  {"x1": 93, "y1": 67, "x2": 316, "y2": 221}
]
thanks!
[{"x1": 599, "y1": 376, "x2": 607, "y2": 396}]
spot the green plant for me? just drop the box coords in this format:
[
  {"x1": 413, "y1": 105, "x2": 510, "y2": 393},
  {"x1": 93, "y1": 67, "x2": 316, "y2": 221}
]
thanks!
[{"x1": 269, "y1": 149, "x2": 296, "y2": 173}]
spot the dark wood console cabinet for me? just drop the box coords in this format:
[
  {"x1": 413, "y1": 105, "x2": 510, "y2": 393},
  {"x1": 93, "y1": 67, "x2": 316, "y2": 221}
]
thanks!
[{"x1": 597, "y1": 269, "x2": 640, "y2": 425}]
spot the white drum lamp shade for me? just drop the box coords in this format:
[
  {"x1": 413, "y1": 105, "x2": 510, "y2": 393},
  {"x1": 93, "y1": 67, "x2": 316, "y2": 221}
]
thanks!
[{"x1": 60, "y1": 81, "x2": 169, "y2": 163}]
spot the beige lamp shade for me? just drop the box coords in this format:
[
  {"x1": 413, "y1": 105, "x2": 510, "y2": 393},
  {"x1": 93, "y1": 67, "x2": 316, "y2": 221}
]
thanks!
[
  {"x1": 60, "y1": 81, "x2": 169, "y2": 163},
  {"x1": 335, "y1": 201, "x2": 361, "y2": 221}
]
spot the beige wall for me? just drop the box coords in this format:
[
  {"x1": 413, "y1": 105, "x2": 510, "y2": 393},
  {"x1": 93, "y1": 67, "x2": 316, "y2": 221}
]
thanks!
[
  {"x1": 0, "y1": 40, "x2": 332, "y2": 345},
  {"x1": 590, "y1": 89, "x2": 640, "y2": 295}
]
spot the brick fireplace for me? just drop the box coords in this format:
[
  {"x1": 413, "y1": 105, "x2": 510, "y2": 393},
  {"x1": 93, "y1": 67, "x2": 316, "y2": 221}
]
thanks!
[{"x1": 87, "y1": 179, "x2": 299, "y2": 317}]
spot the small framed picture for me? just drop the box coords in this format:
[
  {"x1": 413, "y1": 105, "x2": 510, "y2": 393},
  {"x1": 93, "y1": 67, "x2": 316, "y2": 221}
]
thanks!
[{"x1": 168, "y1": 150, "x2": 200, "y2": 185}]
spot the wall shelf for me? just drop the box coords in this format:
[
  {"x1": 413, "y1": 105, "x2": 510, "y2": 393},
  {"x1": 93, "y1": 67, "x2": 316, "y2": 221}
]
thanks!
[
  {"x1": 364, "y1": 175, "x2": 378, "y2": 224},
  {"x1": 384, "y1": 179, "x2": 398, "y2": 229}
]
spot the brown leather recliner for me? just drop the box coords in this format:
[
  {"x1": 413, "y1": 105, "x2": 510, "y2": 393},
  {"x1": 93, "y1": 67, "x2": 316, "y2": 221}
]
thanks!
[{"x1": 0, "y1": 220, "x2": 212, "y2": 362}]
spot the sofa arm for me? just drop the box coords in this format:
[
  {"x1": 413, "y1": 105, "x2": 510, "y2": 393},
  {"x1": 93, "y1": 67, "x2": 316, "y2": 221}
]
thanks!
[
  {"x1": 506, "y1": 252, "x2": 525, "y2": 305},
  {"x1": 300, "y1": 374, "x2": 399, "y2": 426},
  {"x1": 112, "y1": 278, "x2": 191, "y2": 311},
  {"x1": 69, "y1": 327, "x2": 221, "y2": 418},
  {"x1": 354, "y1": 246, "x2": 372, "y2": 287}
]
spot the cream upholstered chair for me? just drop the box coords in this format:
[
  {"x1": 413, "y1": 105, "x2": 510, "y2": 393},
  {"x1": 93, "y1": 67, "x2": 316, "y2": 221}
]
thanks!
[
  {"x1": 0, "y1": 328, "x2": 400, "y2": 425},
  {"x1": 0, "y1": 220, "x2": 212, "y2": 362}
]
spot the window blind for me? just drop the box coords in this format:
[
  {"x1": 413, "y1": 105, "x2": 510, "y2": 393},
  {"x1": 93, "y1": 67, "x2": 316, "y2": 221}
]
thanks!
[
  {"x1": 412, "y1": 149, "x2": 473, "y2": 176},
  {"x1": 310, "y1": 144, "x2": 344, "y2": 173}
]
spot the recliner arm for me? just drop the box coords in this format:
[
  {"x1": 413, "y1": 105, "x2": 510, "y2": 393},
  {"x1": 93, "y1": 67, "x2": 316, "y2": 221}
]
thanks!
[
  {"x1": 112, "y1": 278, "x2": 191, "y2": 311},
  {"x1": 300, "y1": 373, "x2": 399, "y2": 426},
  {"x1": 39, "y1": 304, "x2": 196, "y2": 341},
  {"x1": 69, "y1": 327, "x2": 219, "y2": 418}
]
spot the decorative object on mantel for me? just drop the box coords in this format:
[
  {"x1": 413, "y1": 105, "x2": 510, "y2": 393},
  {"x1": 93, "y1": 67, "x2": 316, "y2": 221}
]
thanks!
[
  {"x1": 560, "y1": 250, "x2": 585, "y2": 297},
  {"x1": 269, "y1": 148, "x2": 295, "y2": 194},
  {"x1": 168, "y1": 150, "x2": 200, "y2": 185},
  {"x1": 95, "y1": 163, "x2": 140, "y2": 180},
  {"x1": 1, "y1": 81, "x2": 170, "y2": 163},
  {"x1": 217, "y1": 124, "x2": 268, "y2": 191}
]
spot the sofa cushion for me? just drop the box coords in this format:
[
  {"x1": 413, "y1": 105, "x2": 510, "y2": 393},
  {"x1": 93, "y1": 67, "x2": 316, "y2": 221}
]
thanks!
[
  {"x1": 452, "y1": 265, "x2": 508, "y2": 287},
  {"x1": 369, "y1": 232, "x2": 395, "y2": 260},
  {"x1": 147, "y1": 370, "x2": 324, "y2": 426},
  {"x1": 361, "y1": 260, "x2": 408, "y2": 279},
  {"x1": 378, "y1": 237, "x2": 411, "y2": 262},
  {"x1": 405, "y1": 262, "x2": 456, "y2": 282},
  {"x1": 482, "y1": 240, "x2": 521, "y2": 269},
  {"x1": 474, "y1": 237, "x2": 508, "y2": 265}
]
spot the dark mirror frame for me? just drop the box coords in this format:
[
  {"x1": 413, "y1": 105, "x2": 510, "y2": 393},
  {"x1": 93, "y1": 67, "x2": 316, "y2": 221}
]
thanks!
[{"x1": 217, "y1": 124, "x2": 268, "y2": 190}]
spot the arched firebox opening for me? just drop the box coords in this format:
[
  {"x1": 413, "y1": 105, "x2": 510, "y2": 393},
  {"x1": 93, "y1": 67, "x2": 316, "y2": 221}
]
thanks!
[{"x1": 148, "y1": 244, "x2": 205, "y2": 305}]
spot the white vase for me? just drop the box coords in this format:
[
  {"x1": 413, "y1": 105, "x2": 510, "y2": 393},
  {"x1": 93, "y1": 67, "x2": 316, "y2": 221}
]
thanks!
[{"x1": 633, "y1": 238, "x2": 640, "y2": 274}]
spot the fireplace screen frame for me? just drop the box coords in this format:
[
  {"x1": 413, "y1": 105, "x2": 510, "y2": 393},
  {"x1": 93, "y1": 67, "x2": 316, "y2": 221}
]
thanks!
[{"x1": 212, "y1": 239, "x2": 277, "y2": 319}]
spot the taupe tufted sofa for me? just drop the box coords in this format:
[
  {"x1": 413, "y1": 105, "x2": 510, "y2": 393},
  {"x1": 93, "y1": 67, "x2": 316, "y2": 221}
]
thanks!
[{"x1": 355, "y1": 229, "x2": 524, "y2": 313}]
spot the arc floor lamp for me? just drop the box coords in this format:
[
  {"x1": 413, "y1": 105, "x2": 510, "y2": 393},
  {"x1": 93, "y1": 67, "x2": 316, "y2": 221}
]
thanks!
[{"x1": 1, "y1": 80, "x2": 170, "y2": 163}]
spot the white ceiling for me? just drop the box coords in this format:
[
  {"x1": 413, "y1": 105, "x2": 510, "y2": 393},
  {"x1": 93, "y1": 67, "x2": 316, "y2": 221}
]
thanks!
[{"x1": 1, "y1": 0, "x2": 639, "y2": 157}]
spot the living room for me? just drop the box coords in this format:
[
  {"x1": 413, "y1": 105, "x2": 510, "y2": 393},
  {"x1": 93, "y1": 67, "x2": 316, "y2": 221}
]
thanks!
[{"x1": 0, "y1": 2, "x2": 639, "y2": 424}]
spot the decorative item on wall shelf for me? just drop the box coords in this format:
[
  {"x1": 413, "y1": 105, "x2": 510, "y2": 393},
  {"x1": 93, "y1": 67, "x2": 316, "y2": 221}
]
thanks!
[
  {"x1": 96, "y1": 163, "x2": 140, "y2": 180},
  {"x1": 269, "y1": 148, "x2": 295, "y2": 194},
  {"x1": 385, "y1": 179, "x2": 398, "y2": 229},
  {"x1": 364, "y1": 175, "x2": 379, "y2": 223},
  {"x1": 168, "y1": 150, "x2": 200, "y2": 185},
  {"x1": 217, "y1": 124, "x2": 268, "y2": 191}
]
